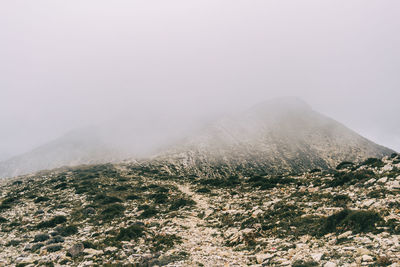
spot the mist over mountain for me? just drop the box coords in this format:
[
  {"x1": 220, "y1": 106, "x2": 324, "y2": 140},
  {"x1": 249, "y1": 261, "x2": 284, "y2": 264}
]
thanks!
[
  {"x1": 0, "y1": 98, "x2": 394, "y2": 178},
  {"x1": 153, "y1": 97, "x2": 394, "y2": 175}
]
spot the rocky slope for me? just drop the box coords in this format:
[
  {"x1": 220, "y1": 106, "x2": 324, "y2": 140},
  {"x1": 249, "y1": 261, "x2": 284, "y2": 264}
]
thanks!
[
  {"x1": 157, "y1": 98, "x2": 394, "y2": 175},
  {"x1": 1, "y1": 153, "x2": 400, "y2": 266},
  {"x1": 0, "y1": 97, "x2": 394, "y2": 179}
]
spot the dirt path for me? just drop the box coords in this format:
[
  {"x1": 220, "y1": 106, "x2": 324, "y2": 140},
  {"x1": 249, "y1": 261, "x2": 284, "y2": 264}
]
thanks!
[{"x1": 172, "y1": 183, "x2": 248, "y2": 266}]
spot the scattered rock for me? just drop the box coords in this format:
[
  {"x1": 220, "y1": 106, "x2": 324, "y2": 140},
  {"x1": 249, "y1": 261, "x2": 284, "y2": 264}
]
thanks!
[
  {"x1": 324, "y1": 261, "x2": 336, "y2": 267},
  {"x1": 362, "y1": 254, "x2": 373, "y2": 262},
  {"x1": 362, "y1": 199, "x2": 375, "y2": 207},
  {"x1": 256, "y1": 253, "x2": 273, "y2": 263},
  {"x1": 377, "y1": 177, "x2": 388, "y2": 183},
  {"x1": 83, "y1": 248, "x2": 103, "y2": 256},
  {"x1": 104, "y1": 246, "x2": 118, "y2": 253},
  {"x1": 68, "y1": 243, "x2": 85, "y2": 257},
  {"x1": 311, "y1": 252, "x2": 324, "y2": 262},
  {"x1": 338, "y1": 231, "x2": 353, "y2": 239}
]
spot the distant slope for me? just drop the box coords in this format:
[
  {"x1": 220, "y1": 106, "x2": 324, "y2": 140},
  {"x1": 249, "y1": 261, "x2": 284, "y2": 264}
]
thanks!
[
  {"x1": 0, "y1": 115, "x2": 195, "y2": 178},
  {"x1": 155, "y1": 97, "x2": 394, "y2": 174},
  {"x1": 0, "y1": 128, "x2": 125, "y2": 178}
]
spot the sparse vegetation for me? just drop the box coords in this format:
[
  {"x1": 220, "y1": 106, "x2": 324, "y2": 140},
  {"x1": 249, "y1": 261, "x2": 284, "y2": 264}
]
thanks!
[
  {"x1": 100, "y1": 204, "x2": 125, "y2": 220},
  {"x1": 37, "y1": 215, "x2": 67, "y2": 229},
  {"x1": 115, "y1": 224, "x2": 145, "y2": 241},
  {"x1": 0, "y1": 154, "x2": 399, "y2": 265},
  {"x1": 336, "y1": 161, "x2": 354, "y2": 170},
  {"x1": 362, "y1": 158, "x2": 385, "y2": 168},
  {"x1": 321, "y1": 209, "x2": 383, "y2": 235}
]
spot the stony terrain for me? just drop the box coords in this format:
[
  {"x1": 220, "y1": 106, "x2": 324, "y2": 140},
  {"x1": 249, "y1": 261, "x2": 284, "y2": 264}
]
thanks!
[{"x1": 1, "y1": 153, "x2": 400, "y2": 266}]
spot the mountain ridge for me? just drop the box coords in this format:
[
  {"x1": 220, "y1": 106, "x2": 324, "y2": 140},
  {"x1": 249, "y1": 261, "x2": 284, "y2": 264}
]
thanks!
[{"x1": 0, "y1": 97, "x2": 395, "y2": 178}]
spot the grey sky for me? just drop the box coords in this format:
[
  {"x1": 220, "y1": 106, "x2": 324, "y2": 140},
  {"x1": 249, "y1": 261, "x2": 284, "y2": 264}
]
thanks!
[{"x1": 0, "y1": 0, "x2": 399, "y2": 160}]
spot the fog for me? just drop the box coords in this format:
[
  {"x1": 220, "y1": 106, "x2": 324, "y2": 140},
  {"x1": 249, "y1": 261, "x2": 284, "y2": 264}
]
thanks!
[{"x1": 1, "y1": 0, "x2": 399, "y2": 161}]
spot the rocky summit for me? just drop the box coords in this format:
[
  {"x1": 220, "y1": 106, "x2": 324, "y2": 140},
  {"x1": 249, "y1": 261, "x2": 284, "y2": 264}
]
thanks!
[{"x1": 1, "y1": 153, "x2": 400, "y2": 266}]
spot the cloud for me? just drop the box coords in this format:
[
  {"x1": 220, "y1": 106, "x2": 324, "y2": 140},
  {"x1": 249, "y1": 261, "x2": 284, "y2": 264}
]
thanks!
[{"x1": 0, "y1": 0, "x2": 399, "y2": 159}]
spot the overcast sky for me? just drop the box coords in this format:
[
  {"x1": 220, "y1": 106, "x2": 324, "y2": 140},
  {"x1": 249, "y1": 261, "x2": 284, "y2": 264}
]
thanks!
[{"x1": 0, "y1": 0, "x2": 399, "y2": 160}]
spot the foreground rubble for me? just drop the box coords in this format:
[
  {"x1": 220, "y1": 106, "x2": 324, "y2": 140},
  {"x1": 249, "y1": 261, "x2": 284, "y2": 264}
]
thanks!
[{"x1": 1, "y1": 154, "x2": 400, "y2": 266}]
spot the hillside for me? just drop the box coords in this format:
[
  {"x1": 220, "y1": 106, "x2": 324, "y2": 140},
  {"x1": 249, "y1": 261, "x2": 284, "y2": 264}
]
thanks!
[
  {"x1": 0, "y1": 128, "x2": 125, "y2": 179},
  {"x1": 0, "y1": 154, "x2": 400, "y2": 266},
  {"x1": 156, "y1": 98, "x2": 394, "y2": 175},
  {"x1": 0, "y1": 98, "x2": 394, "y2": 179}
]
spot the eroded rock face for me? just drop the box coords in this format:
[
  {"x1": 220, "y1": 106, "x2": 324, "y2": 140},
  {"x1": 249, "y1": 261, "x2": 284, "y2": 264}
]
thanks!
[{"x1": 0, "y1": 154, "x2": 399, "y2": 266}]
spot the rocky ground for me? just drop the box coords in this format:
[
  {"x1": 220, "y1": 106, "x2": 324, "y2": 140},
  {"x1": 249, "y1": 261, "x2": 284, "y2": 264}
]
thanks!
[{"x1": 0, "y1": 154, "x2": 400, "y2": 266}]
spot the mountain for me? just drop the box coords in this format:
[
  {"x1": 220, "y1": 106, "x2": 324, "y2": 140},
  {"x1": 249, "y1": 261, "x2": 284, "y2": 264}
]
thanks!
[
  {"x1": 0, "y1": 97, "x2": 395, "y2": 178},
  {"x1": 0, "y1": 128, "x2": 124, "y2": 179},
  {"x1": 0, "y1": 114, "x2": 197, "y2": 178},
  {"x1": 154, "y1": 97, "x2": 394, "y2": 175}
]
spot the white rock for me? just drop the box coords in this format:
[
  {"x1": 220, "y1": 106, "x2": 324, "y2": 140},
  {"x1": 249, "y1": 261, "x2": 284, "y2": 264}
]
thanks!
[
  {"x1": 311, "y1": 252, "x2": 324, "y2": 261},
  {"x1": 357, "y1": 248, "x2": 372, "y2": 255},
  {"x1": 338, "y1": 231, "x2": 353, "y2": 239},
  {"x1": 256, "y1": 253, "x2": 273, "y2": 263},
  {"x1": 83, "y1": 248, "x2": 103, "y2": 255},
  {"x1": 377, "y1": 177, "x2": 388, "y2": 183},
  {"x1": 104, "y1": 246, "x2": 118, "y2": 252},
  {"x1": 365, "y1": 178, "x2": 376, "y2": 185},
  {"x1": 252, "y1": 209, "x2": 263, "y2": 217},
  {"x1": 362, "y1": 255, "x2": 373, "y2": 262},
  {"x1": 324, "y1": 262, "x2": 336, "y2": 267},
  {"x1": 388, "y1": 181, "x2": 400, "y2": 189},
  {"x1": 383, "y1": 165, "x2": 393, "y2": 171},
  {"x1": 362, "y1": 199, "x2": 375, "y2": 207}
]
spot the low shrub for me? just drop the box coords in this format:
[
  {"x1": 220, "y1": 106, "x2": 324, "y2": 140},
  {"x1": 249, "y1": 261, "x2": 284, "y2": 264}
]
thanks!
[
  {"x1": 336, "y1": 161, "x2": 354, "y2": 170},
  {"x1": 0, "y1": 204, "x2": 11, "y2": 210},
  {"x1": 321, "y1": 209, "x2": 383, "y2": 235},
  {"x1": 2, "y1": 196, "x2": 17, "y2": 205},
  {"x1": 292, "y1": 260, "x2": 319, "y2": 267},
  {"x1": 149, "y1": 193, "x2": 168, "y2": 204},
  {"x1": 59, "y1": 225, "x2": 78, "y2": 236},
  {"x1": 34, "y1": 196, "x2": 50, "y2": 203},
  {"x1": 126, "y1": 194, "x2": 141, "y2": 200},
  {"x1": 362, "y1": 158, "x2": 384, "y2": 168},
  {"x1": 46, "y1": 244, "x2": 63, "y2": 252},
  {"x1": 139, "y1": 206, "x2": 158, "y2": 218},
  {"x1": 328, "y1": 170, "x2": 375, "y2": 187},
  {"x1": 94, "y1": 194, "x2": 123, "y2": 205},
  {"x1": 169, "y1": 198, "x2": 195, "y2": 211},
  {"x1": 248, "y1": 176, "x2": 295, "y2": 190},
  {"x1": 37, "y1": 215, "x2": 67, "y2": 229},
  {"x1": 151, "y1": 234, "x2": 181, "y2": 252},
  {"x1": 100, "y1": 204, "x2": 125, "y2": 220},
  {"x1": 332, "y1": 194, "x2": 351, "y2": 207},
  {"x1": 115, "y1": 224, "x2": 145, "y2": 241},
  {"x1": 54, "y1": 183, "x2": 68, "y2": 190},
  {"x1": 196, "y1": 187, "x2": 211, "y2": 193}
]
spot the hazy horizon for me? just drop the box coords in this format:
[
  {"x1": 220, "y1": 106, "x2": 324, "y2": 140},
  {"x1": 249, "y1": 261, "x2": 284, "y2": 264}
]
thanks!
[{"x1": 1, "y1": 1, "x2": 400, "y2": 160}]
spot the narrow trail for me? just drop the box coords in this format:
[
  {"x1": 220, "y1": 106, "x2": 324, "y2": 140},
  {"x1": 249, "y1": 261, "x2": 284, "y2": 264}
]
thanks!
[{"x1": 174, "y1": 183, "x2": 248, "y2": 266}]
